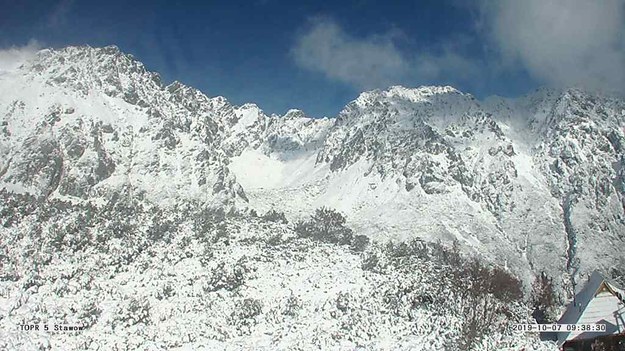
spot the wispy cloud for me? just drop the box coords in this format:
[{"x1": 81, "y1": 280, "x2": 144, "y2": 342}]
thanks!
[
  {"x1": 293, "y1": 2, "x2": 625, "y2": 96},
  {"x1": 291, "y1": 18, "x2": 481, "y2": 91},
  {"x1": 290, "y1": 18, "x2": 409, "y2": 89},
  {"x1": 478, "y1": 0, "x2": 625, "y2": 94},
  {"x1": 0, "y1": 40, "x2": 42, "y2": 73}
]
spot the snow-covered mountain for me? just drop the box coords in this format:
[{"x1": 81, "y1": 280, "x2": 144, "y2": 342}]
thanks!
[
  {"x1": 0, "y1": 45, "x2": 623, "y2": 350},
  {"x1": 230, "y1": 85, "x2": 625, "y2": 287},
  {"x1": 1, "y1": 45, "x2": 624, "y2": 283},
  {"x1": 0, "y1": 45, "x2": 249, "y2": 208}
]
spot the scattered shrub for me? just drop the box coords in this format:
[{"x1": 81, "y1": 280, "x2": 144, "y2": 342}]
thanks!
[
  {"x1": 531, "y1": 272, "x2": 559, "y2": 323},
  {"x1": 488, "y1": 266, "x2": 524, "y2": 303},
  {"x1": 105, "y1": 219, "x2": 136, "y2": 240},
  {"x1": 204, "y1": 260, "x2": 247, "y2": 292},
  {"x1": 79, "y1": 301, "x2": 102, "y2": 327},
  {"x1": 212, "y1": 223, "x2": 230, "y2": 244},
  {"x1": 156, "y1": 283, "x2": 176, "y2": 300},
  {"x1": 230, "y1": 298, "x2": 263, "y2": 335},
  {"x1": 193, "y1": 207, "x2": 226, "y2": 239},
  {"x1": 237, "y1": 298, "x2": 263, "y2": 319},
  {"x1": 262, "y1": 209, "x2": 288, "y2": 224},
  {"x1": 376, "y1": 238, "x2": 525, "y2": 350},
  {"x1": 335, "y1": 291, "x2": 351, "y2": 313},
  {"x1": 115, "y1": 297, "x2": 151, "y2": 328},
  {"x1": 265, "y1": 234, "x2": 283, "y2": 246},
  {"x1": 361, "y1": 252, "x2": 383, "y2": 272},
  {"x1": 295, "y1": 207, "x2": 369, "y2": 251},
  {"x1": 295, "y1": 207, "x2": 353, "y2": 245},
  {"x1": 147, "y1": 209, "x2": 177, "y2": 243},
  {"x1": 350, "y1": 235, "x2": 370, "y2": 252},
  {"x1": 282, "y1": 293, "x2": 302, "y2": 317}
]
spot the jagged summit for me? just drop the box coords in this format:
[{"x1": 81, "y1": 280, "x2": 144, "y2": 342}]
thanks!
[
  {"x1": 386, "y1": 85, "x2": 463, "y2": 98},
  {"x1": 334, "y1": 84, "x2": 481, "y2": 137},
  {"x1": 26, "y1": 45, "x2": 157, "y2": 82},
  {"x1": 355, "y1": 85, "x2": 462, "y2": 102},
  {"x1": 283, "y1": 109, "x2": 308, "y2": 119},
  {"x1": 348, "y1": 85, "x2": 468, "y2": 113}
]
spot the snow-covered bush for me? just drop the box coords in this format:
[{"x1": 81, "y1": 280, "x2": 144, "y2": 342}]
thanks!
[
  {"x1": 262, "y1": 209, "x2": 288, "y2": 224},
  {"x1": 114, "y1": 296, "x2": 151, "y2": 328},
  {"x1": 281, "y1": 292, "x2": 302, "y2": 317},
  {"x1": 295, "y1": 207, "x2": 370, "y2": 252},
  {"x1": 192, "y1": 207, "x2": 226, "y2": 237},
  {"x1": 531, "y1": 272, "x2": 560, "y2": 323},
  {"x1": 295, "y1": 207, "x2": 354, "y2": 245},
  {"x1": 78, "y1": 301, "x2": 102, "y2": 328},
  {"x1": 359, "y1": 238, "x2": 526, "y2": 350},
  {"x1": 349, "y1": 234, "x2": 370, "y2": 252},
  {"x1": 230, "y1": 298, "x2": 263, "y2": 335},
  {"x1": 0, "y1": 192, "x2": 553, "y2": 351},
  {"x1": 146, "y1": 208, "x2": 178, "y2": 243},
  {"x1": 204, "y1": 259, "x2": 249, "y2": 292},
  {"x1": 156, "y1": 282, "x2": 176, "y2": 300},
  {"x1": 0, "y1": 189, "x2": 38, "y2": 226}
]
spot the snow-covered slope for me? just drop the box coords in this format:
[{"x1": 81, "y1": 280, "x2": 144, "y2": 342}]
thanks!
[
  {"x1": 0, "y1": 191, "x2": 556, "y2": 351},
  {"x1": 1, "y1": 45, "x2": 624, "y2": 293}
]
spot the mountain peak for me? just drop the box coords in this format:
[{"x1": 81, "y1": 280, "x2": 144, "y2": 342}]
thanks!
[
  {"x1": 25, "y1": 45, "x2": 150, "y2": 80},
  {"x1": 283, "y1": 109, "x2": 308, "y2": 120},
  {"x1": 338, "y1": 84, "x2": 477, "y2": 129},
  {"x1": 352, "y1": 85, "x2": 465, "y2": 107},
  {"x1": 387, "y1": 85, "x2": 461, "y2": 97}
]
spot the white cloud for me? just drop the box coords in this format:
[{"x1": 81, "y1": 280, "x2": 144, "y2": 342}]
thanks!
[
  {"x1": 291, "y1": 18, "x2": 409, "y2": 89},
  {"x1": 0, "y1": 40, "x2": 42, "y2": 73},
  {"x1": 291, "y1": 18, "x2": 481, "y2": 90},
  {"x1": 293, "y1": 4, "x2": 625, "y2": 95},
  {"x1": 480, "y1": 0, "x2": 625, "y2": 93}
]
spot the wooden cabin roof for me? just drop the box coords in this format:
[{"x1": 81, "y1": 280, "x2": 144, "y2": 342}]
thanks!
[{"x1": 556, "y1": 271, "x2": 625, "y2": 346}]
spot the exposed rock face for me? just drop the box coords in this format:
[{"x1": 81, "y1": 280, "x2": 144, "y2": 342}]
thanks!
[{"x1": 1, "y1": 45, "x2": 623, "y2": 285}]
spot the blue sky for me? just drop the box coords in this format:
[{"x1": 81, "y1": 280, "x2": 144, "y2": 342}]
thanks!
[{"x1": 1, "y1": 0, "x2": 624, "y2": 117}]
